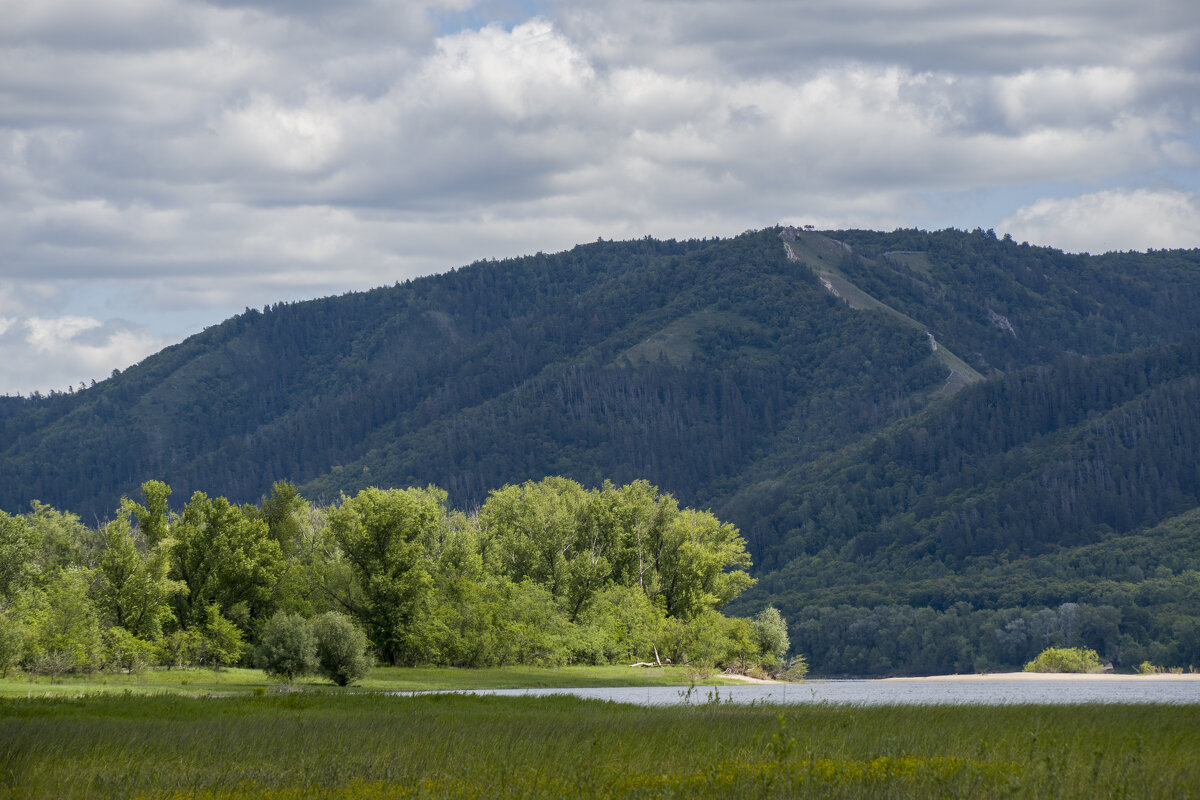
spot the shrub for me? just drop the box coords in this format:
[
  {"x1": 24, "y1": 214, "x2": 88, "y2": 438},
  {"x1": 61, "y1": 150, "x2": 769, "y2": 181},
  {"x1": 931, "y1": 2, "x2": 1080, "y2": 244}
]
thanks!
[
  {"x1": 1136, "y1": 661, "x2": 1163, "y2": 675},
  {"x1": 1024, "y1": 646, "x2": 1103, "y2": 673},
  {"x1": 311, "y1": 611, "x2": 372, "y2": 686},
  {"x1": 200, "y1": 605, "x2": 246, "y2": 670},
  {"x1": 255, "y1": 612, "x2": 316, "y2": 682},
  {"x1": 0, "y1": 606, "x2": 25, "y2": 677},
  {"x1": 157, "y1": 629, "x2": 203, "y2": 669},
  {"x1": 778, "y1": 654, "x2": 809, "y2": 681},
  {"x1": 752, "y1": 607, "x2": 790, "y2": 669},
  {"x1": 102, "y1": 627, "x2": 155, "y2": 673}
]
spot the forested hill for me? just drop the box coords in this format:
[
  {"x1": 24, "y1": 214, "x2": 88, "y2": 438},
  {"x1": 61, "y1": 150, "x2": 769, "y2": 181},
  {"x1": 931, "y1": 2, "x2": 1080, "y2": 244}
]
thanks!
[{"x1": 3, "y1": 226, "x2": 1200, "y2": 673}]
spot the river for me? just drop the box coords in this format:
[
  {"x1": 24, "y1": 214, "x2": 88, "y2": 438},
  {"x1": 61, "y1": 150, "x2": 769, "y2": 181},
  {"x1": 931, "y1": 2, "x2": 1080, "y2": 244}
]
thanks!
[{"x1": 406, "y1": 678, "x2": 1200, "y2": 706}]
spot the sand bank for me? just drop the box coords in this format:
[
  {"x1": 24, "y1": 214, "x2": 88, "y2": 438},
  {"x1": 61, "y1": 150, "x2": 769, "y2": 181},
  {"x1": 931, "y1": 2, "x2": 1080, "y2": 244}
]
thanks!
[{"x1": 881, "y1": 672, "x2": 1200, "y2": 682}]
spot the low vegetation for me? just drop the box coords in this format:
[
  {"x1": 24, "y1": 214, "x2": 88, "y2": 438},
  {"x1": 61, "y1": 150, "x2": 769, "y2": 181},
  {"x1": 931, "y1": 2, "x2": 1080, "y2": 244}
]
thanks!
[
  {"x1": 2, "y1": 694, "x2": 1196, "y2": 799},
  {"x1": 1024, "y1": 647, "x2": 1103, "y2": 674},
  {"x1": 0, "y1": 663, "x2": 748, "y2": 699}
]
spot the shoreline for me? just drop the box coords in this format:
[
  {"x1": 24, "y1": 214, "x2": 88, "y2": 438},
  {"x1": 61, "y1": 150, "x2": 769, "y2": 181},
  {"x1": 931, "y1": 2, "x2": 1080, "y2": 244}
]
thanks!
[{"x1": 879, "y1": 671, "x2": 1200, "y2": 682}]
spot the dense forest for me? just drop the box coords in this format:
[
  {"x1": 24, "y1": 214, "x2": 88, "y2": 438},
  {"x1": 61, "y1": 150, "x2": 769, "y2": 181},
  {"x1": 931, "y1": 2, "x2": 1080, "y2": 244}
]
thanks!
[
  {"x1": 0, "y1": 478, "x2": 794, "y2": 679},
  {"x1": 2, "y1": 227, "x2": 1199, "y2": 675}
]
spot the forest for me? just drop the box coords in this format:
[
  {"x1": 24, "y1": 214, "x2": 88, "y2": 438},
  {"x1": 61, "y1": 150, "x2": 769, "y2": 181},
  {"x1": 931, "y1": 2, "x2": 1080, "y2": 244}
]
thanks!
[
  {"x1": 0, "y1": 477, "x2": 794, "y2": 680},
  {"x1": 2, "y1": 227, "x2": 1199, "y2": 675}
]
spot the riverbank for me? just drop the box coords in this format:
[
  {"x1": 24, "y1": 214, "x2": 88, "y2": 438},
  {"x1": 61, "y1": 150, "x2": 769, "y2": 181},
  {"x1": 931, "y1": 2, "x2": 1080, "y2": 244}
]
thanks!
[{"x1": 0, "y1": 664, "x2": 749, "y2": 698}]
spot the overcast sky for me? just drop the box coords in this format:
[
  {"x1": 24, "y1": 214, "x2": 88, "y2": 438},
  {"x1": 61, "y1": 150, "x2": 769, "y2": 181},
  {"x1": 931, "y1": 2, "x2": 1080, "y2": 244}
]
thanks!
[{"x1": 2, "y1": 0, "x2": 1198, "y2": 395}]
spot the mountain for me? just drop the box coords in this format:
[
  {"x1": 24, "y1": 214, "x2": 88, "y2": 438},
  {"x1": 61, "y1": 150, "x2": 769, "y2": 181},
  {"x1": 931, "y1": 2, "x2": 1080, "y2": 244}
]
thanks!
[{"x1": 3, "y1": 226, "x2": 1200, "y2": 673}]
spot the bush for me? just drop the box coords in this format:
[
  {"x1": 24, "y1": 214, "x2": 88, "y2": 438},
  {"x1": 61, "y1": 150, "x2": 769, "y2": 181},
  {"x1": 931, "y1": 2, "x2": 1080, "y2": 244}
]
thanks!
[
  {"x1": 255, "y1": 612, "x2": 316, "y2": 682},
  {"x1": 157, "y1": 629, "x2": 203, "y2": 669},
  {"x1": 1024, "y1": 646, "x2": 1103, "y2": 674},
  {"x1": 777, "y1": 654, "x2": 809, "y2": 681},
  {"x1": 200, "y1": 606, "x2": 246, "y2": 670},
  {"x1": 311, "y1": 611, "x2": 372, "y2": 686},
  {"x1": 752, "y1": 607, "x2": 790, "y2": 669},
  {"x1": 102, "y1": 627, "x2": 155, "y2": 673},
  {"x1": 0, "y1": 607, "x2": 25, "y2": 677}
]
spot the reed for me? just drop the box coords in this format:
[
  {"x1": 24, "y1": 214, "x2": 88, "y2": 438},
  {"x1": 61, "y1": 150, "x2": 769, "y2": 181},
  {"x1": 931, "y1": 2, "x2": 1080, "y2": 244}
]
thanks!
[{"x1": 2, "y1": 693, "x2": 1196, "y2": 798}]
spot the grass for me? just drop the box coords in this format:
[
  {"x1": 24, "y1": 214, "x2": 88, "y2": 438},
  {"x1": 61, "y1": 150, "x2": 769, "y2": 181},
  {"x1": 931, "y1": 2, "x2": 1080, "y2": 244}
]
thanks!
[
  {"x1": 0, "y1": 664, "x2": 743, "y2": 699},
  {"x1": 2, "y1": 693, "x2": 1197, "y2": 798}
]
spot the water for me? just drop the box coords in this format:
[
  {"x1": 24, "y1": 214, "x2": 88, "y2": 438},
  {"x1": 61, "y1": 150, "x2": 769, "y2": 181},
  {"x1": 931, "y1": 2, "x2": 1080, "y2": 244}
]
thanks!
[{"x1": 406, "y1": 679, "x2": 1200, "y2": 706}]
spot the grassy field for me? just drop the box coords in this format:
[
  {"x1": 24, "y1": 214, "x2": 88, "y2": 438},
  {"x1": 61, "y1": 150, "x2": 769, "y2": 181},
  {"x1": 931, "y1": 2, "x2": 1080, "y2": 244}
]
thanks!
[
  {"x1": 2, "y1": 692, "x2": 1197, "y2": 799},
  {"x1": 0, "y1": 664, "x2": 743, "y2": 699}
]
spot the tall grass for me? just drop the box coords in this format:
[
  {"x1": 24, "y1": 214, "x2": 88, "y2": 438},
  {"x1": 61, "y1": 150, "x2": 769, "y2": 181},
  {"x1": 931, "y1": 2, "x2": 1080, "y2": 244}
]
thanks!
[{"x1": 2, "y1": 694, "x2": 1196, "y2": 798}]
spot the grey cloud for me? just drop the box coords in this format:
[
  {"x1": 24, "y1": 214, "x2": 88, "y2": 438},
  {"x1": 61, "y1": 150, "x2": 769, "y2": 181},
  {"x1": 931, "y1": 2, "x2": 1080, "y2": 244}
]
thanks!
[
  {"x1": 556, "y1": 0, "x2": 1200, "y2": 76},
  {"x1": 0, "y1": 0, "x2": 1197, "y2": 393}
]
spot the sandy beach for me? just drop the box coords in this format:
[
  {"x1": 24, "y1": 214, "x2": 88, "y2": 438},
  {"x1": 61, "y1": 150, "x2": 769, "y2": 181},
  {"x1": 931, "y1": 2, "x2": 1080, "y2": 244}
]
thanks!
[{"x1": 881, "y1": 672, "x2": 1200, "y2": 682}]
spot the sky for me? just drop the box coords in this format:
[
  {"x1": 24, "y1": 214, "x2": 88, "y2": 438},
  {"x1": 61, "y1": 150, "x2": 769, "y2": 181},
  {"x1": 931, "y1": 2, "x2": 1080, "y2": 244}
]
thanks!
[{"x1": 2, "y1": 0, "x2": 1199, "y2": 395}]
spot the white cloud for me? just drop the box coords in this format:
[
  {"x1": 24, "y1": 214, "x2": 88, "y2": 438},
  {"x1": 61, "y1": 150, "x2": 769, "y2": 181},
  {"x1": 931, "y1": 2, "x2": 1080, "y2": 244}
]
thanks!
[
  {"x1": 1001, "y1": 189, "x2": 1200, "y2": 253},
  {"x1": 0, "y1": 315, "x2": 167, "y2": 395},
  {"x1": 0, "y1": 0, "x2": 1197, "y2": 393}
]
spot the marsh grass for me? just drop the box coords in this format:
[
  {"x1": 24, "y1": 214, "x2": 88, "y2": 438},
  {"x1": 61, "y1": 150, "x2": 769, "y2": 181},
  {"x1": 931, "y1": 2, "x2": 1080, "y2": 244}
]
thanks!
[
  {"x1": 2, "y1": 693, "x2": 1196, "y2": 799},
  {"x1": 0, "y1": 664, "x2": 737, "y2": 699}
]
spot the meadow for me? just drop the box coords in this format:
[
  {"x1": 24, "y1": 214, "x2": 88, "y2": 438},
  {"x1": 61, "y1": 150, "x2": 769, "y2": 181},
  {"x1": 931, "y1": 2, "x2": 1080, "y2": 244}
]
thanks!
[
  {"x1": 0, "y1": 664, "x2": 747, "y2": 699},
  {"x1": 2, "y1": 690, "x2": 1197, "y2": 799}
]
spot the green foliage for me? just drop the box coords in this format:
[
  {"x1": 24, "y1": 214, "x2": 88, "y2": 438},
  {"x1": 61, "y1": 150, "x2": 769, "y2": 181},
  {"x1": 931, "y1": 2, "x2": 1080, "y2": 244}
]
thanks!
[
  {"x1": 0, "y1": 603, "x2": 25, "y2": 677},
  {"x1": 156, "y1": 629, "x2": 203, "y2": 669},
  {"x1": 101, "y1": 626, "x2": 155, "y2": 673},
  {"x1": 170, "y1": 488, "x2": 284, "y2": 628},
  {"x1": 311, "y1": 611, "x2": 372, "y2": 686},
  {"x1": 1024, "y1": 646, "x2": 1103, "y2": 674},
  {"x1": 23, "y1": 568, "x2": 103, "y2": 675},
  {"x1": 95, "y1": 514, "x2": 183, "y2": 639},
  {"x1": 778, "y1": 654, "x2": 809, "y2": 681},
  {"x1": 254, "y1": 612, "x2": 316, "y2": 682},
  {"x1": 752, "y1": 606, "x2": 790, "y2": 667},
  {"x1": 0, "y1": 511, "x2": 35, "y2": 598},
  {"x1": 201, "y1": 604, "x2": 247, "y2": 669},
  {"x1": 326, "y1": 486, "x2": 444, "y2": 665}
]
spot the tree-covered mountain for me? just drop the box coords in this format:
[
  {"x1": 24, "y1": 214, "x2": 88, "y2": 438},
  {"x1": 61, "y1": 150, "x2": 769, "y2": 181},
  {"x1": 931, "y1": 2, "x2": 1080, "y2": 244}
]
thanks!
[{"x1": 3, "y1": 226, "x2": 1200, "y2": 674}]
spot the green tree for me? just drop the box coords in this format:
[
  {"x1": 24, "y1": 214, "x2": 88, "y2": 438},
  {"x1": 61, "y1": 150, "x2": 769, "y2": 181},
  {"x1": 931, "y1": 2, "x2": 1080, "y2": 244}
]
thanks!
[
  {"x1": 256, "y1": 480, "x2": 306, "y2": 558},
  {"x1": 128, "y1": 480, "x2": 172, "y2": 546},
  {"x1": 25, "y1": 568, "x2": 103, "y2": 675},
  {"x1": 0, "y1": 603, "x2": 25, "y2": 677},
  {"x1": 753, "y1": 606, "x2": 791, "y2": 668},
  {"x1": 326, "y1": 487, "x2": 445, "y2": 665},
  {"x1": 311, "y1": 611, "x2": 372, "y2": 686},
  {"x1": 255, "y1": 612, "x2": 316, "y2": 682},
  {"x1": 0, "y1": 511, "x2": 36, "y2": 598},
  {"x1": 201, "y1": 604, "x2": 247, "y2": 669},
  {"x1": 653, "y1": 508, "x2": 755, "y2": 620},
  {"x1": 480, "y1": 477, "x2": 588, "y2": 602},
  {"x1": 170, "y1": 491, "x2": 284, "y2": 630},
  {"x1": 96, "y1": 515, "x2": 184, "y2": 640},
  {"x1": 102, "y1": 626, "x2": 155, "y2": 673}
]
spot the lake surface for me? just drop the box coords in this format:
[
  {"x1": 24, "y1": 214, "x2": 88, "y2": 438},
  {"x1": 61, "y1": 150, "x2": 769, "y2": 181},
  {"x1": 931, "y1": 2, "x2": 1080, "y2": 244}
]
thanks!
[{"x1": 411, "y1": 679, "x2": 1200, "y2": 706}]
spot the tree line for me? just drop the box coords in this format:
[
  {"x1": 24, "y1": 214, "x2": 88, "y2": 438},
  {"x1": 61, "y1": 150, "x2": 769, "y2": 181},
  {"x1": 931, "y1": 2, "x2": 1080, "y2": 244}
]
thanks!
[{"x1": 0, "y1": 477, "x2": 792, "y2": 681}]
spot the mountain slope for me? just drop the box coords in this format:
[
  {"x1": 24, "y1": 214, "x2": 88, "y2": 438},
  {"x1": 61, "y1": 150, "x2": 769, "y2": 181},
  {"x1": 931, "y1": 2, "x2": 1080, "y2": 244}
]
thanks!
[{"x1": 2, "y1": 226, "x2": 1200, "y2": 672}]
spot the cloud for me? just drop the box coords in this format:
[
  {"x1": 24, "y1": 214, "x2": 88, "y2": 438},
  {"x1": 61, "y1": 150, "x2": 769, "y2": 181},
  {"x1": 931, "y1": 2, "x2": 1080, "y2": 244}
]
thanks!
[
  {"x1": 0, "y1": 0, "x2": 1197, "y2": 393},
  {"x1": 1000, "y1": 189, "x2": 1200, "y2": 253},
  {"x1": 0, "y1": 315, "x2": 167, "y2": 396}
]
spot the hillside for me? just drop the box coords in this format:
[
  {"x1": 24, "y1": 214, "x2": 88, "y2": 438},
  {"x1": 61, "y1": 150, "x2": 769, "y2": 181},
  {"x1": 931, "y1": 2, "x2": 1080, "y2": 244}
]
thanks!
[{"x1": 3, "y1": 226, "x2": 1200, "y2": 674}]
